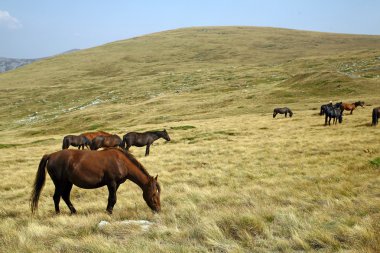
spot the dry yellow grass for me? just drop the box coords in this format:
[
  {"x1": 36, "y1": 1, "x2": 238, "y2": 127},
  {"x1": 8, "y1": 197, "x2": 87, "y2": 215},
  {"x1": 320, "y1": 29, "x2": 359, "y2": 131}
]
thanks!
[
  {"x1": 0, "y1": 27, "x2": 380, "y2": 252},
  {"x1": 1, "y1": 107, "x2": 379, "y2": 252}
]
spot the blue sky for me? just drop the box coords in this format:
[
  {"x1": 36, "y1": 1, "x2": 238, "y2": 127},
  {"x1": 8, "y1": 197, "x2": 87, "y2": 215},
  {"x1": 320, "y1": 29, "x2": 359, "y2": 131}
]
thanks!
[{"x1": 1, "y1": 0, "x2": 379, "y2": 58}]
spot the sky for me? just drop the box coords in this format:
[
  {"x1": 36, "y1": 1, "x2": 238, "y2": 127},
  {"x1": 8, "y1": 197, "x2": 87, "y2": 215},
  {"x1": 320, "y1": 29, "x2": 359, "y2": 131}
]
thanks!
[{"x1": 1, "y1": 0, "x2": 380, "y2": 59}]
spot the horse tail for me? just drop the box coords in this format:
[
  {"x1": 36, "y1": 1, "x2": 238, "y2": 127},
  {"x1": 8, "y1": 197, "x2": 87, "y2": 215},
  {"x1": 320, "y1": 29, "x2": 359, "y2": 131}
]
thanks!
[
  {"x1": 118, "y1": 135, "x2": 124, "y2": 148},
  {"x1": 372, "y1": 108, "x2": 378, "y2": 126},
  {"x1": 31, "y1": 154, "x2": 50, "y2": 213},
  {"x1": 320, "y1": 106, "x2": 324, "y2": 115},
  {"x1": 90, "y1": 138, "x2": 96, "y2": 150},
  {"x1": 120, "y1": 135, "x2": 126, "y2": 149},
  {"x1": 62, "y1": 137, "x2": 69, "y2": 149}
]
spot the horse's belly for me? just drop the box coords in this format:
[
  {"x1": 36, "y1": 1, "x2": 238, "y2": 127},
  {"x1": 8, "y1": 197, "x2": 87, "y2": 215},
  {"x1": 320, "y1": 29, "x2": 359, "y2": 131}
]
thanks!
[
  {"x1": 72, "y1": 180, "x2": 106, "y2": 189},
  {"x1": 68, "y1": 163, "x2": 106, "y2": 189}
]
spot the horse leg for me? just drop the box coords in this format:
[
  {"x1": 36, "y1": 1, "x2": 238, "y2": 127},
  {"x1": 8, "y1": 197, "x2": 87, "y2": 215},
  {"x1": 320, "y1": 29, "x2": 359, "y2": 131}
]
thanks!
[
  {"x1": 61, "y1": 182, "x2": 76, "y2": 214},
  {"x1": 106, "y1": 182, "x2": 118, "y2": 214},
  {"x1": 285, "y1": 112, "x2": 287, "y2": 118},
  {"x1": 325, "y1": 115, "x2": 328, "y2": 125},
  {"x1": 49, "y1": 175, "x2": 62, "y2": 214},
  {"x1": 145, "y1": 144, "x2": 150, "y2": 156},
  {"x1": 350, "y1": 109, "x2": 353, "y2": 115},
  {"x1": 53, "y1": 186, "x2": 61, "y2": 214}
]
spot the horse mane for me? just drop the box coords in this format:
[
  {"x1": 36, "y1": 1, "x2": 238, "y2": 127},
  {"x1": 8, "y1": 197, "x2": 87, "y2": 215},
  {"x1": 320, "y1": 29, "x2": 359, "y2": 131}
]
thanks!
[
  {"x1": 146, "y1": 130, "x2": 162, "y2": 135},
  {"x1": 114, "y1": 148, "x2": 151, "y2": 177}
]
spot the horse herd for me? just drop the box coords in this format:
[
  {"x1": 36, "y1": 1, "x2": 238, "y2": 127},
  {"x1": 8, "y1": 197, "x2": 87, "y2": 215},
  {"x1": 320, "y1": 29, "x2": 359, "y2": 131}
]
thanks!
[
  {"x1": 31, "y1": 129, "x2": 171, "y2": 215},
  {"x1": 31, "y1": 100, "x2": 379, "y2": 216},
  {"x1": 62, "y1": 129, "x2": 171, "y2": 156},
  {"x1": 272, "y1": 101, "x2": 379, "y2": 126}
]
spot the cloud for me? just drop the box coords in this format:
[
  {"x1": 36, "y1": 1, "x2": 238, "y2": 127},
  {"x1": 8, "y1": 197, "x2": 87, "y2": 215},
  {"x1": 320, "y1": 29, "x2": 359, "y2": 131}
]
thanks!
[{"x1": 0, "y1": 10, "x2": 22, "y2": 29}]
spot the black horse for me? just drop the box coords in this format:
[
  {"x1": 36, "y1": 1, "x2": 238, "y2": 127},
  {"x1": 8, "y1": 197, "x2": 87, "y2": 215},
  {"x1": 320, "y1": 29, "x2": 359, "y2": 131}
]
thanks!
[
  {"x1": 121, "y1": 129, "x2": 171, "y2": 156},
  {"x1": 324, "y1": 106, "x2": 343, "y2": 125},
  {"x1": 320, "y1": 102, "x2": 342, "y2": 116},
  {"x1": 273, "y1": 107, "x2": 293, "y2": 118},
  {"x1": 90, "y1": 135, "x2": 123, "y2": 150},
  {"x1": 62, "y1": 135, "x2": 91, "y2": 150},
  {"x1": 372, "y1": 107, "x2": 380, "y2": 126}
]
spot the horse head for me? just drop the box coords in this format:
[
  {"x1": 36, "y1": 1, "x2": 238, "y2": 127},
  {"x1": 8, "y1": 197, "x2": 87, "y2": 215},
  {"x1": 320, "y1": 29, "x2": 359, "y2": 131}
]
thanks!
[
  {"x1": 356, "y1": 101, "x2": 365, "y2": 107},
  {"x1": 143, "y1": 175, "x2": 161, "y2": 212},
  {"x1": 161, "y1": 129, "x2": 171, "y2": 141}
]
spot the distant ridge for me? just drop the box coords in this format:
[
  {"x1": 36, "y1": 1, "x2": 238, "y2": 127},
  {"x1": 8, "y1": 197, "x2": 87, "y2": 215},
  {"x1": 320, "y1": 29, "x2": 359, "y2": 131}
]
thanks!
[
  {"x1": 0, "y1": 49, "x2": 80, "y2": 73},
  {"x1": 0, "y1": 57, "x2": 38, "y2": 73}
]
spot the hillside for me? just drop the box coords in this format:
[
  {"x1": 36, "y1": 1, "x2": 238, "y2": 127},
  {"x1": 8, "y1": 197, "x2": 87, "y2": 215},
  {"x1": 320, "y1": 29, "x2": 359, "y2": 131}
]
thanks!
[
  {"x1": 0, "y1": 26, "x2": 379, "y2": 134},
  {"x1": 0, "y1": 27, "x2": 379, "y2": 252}
]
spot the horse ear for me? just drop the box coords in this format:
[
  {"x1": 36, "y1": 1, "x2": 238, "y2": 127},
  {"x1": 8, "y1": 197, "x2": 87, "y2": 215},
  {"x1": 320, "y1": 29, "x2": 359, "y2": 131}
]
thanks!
[{"x1": 155, "y1": 175, "x2": 158, "y2": 181}]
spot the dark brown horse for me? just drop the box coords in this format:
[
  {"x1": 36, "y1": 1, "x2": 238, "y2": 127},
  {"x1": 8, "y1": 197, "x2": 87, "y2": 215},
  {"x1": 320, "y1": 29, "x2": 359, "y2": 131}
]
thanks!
[
  {"x1": 90, "y1": 135, "x2": 123, "y2": 150},
  {"x1": 62, "y1": 135, "x2": 91, "y2": 150},
  {"x1": 31, "y1": 148, "x2": 161, "y2": 214},
  {"x1": 320, "y1": 102, "x2": 342, "y2": 116},
  {"x1": 273, "y1": 107, "x2": 293, "y2": 118},
  {"x1": 80, "y1": 131, "x2": 112, "y2": 142},
  {"x1": 372, "y1": 107, "x2": 380, "y2": 126},
  {"x1": 325, "y1": 106, "x2": 343, "y2": 125},
  {"x1": 121, "y1": 129, "x2": 171, "y2": 156},
  {"x1": 340, "y1": 101, "x2": 364, "y2": 115}
]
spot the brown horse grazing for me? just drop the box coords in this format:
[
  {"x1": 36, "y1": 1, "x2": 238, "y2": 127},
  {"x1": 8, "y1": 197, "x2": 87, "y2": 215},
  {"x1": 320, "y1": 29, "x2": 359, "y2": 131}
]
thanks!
[
  {"x1": 340, "y1": 101, "x2": 364, "y2": 115},
  {"x1": 90, "y1": 135, "x2": 123, "y2": 150},
  {"x1": 121, "y1": 129, "x2": 171, "y2": 156},
  {"x1": 62, "y1": 135, "x2": 91, "y2": 150},
  {"x1": 80, "y1": 131, "x2": 112, "y2": 142},
  {"x1": 30, "y1": 148, "x2": 161, "y2": 214},
  {"x1": 372, "y1": 107, "x2": 380, "y2": 126}
]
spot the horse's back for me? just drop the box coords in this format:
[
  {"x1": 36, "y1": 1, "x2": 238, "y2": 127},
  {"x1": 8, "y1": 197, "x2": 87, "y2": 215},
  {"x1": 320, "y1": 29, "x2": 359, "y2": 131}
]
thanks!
[
  {"x1": 81, "y1": 131, "x2": 112, "y2": 142},
  {"x1": 124, "y1": 132, "x2": 139, "y2": 142},
  {"x1": 47, "y1": 149, "x2": 124, "y2": 188},
  {"x1": 274, "y1": 107, "x2": 291, "y2": 113}
]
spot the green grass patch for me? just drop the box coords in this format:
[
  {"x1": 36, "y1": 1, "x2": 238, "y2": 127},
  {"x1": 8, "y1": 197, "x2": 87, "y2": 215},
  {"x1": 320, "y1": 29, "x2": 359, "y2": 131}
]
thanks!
[
  {"x1": 0, "y1": 143, "x2": 20, "y2": 149},
  {"x1": 370, "y1": 157, "x2": 380, "y2": 167},
  {"x1": 170, "y1": 125, "x2": 196, "y2": 130},
  {"x1": 30, "y1": 138, "x2": 57, "y2": 144},
  {"x1": 88, "y1": 123, "x2": 106, "y2": 130}
]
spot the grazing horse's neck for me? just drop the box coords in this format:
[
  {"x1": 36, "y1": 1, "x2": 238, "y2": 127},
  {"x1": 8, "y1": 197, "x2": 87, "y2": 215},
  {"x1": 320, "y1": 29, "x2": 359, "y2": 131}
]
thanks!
[
  {"x1": 127, "y1": 168, "x2": 149, "y2": 191},
  {"x1": 125, "y1": 161, "x2": 150, "y2": 191}
]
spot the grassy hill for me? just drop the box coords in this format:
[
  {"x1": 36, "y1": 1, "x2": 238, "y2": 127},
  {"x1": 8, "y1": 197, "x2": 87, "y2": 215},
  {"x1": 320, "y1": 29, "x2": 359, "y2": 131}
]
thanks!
[
  {"x1": 1, "y1": 26, "x2": 379, "y2": 133},
  {"x1": 0, "y1": 27, "x2": 379, "y2": 252}
]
